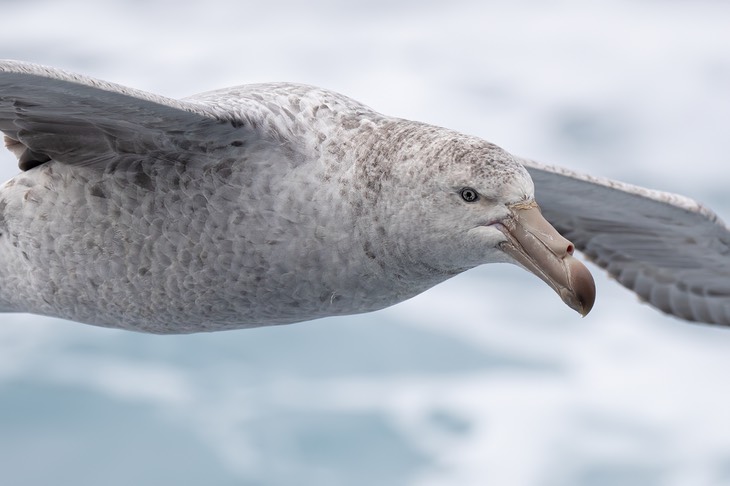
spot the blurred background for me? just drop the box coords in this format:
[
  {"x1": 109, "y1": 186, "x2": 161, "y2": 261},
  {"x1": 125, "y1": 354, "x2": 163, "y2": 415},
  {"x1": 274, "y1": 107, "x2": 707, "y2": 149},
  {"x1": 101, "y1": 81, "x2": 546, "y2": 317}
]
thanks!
[{"x1": 1, "y1": 1, "x2": 730, "y2": 485}]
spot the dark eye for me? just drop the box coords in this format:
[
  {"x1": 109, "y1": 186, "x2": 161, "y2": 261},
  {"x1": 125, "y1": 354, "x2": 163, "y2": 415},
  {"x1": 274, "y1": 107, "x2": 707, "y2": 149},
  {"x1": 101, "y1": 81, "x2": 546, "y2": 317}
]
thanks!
[{"x1": 460, "y1": 187, "x2": 479, "y2": 202}]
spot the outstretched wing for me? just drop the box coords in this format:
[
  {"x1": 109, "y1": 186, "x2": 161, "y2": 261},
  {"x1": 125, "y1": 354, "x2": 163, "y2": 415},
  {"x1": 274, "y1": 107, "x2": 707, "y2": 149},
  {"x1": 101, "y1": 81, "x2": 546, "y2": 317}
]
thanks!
[
  {"x1": 0, "y1": 60, "x2": 247, "y2": 170},
  {"x1": 522, "y1": 158, "x2": 730, "y2": 326}
]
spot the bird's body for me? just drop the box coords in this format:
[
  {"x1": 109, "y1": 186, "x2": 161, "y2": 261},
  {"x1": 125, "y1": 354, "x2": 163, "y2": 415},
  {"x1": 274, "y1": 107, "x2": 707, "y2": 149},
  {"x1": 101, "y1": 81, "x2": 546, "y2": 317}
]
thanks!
[
  {"x1": 0, "y1": 60, "x2": 728, "y2": 332},
  {"x1": 0, "y1": 91, "x2": 525, "y2": 332},
  {"x1": 0, "y1": 71, "x2": 543, "y2": 333}
]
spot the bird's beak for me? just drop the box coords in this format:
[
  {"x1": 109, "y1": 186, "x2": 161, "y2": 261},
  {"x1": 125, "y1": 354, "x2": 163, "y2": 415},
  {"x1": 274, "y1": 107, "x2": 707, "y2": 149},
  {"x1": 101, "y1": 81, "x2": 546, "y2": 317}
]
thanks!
[{"x1": 497, "y1": 202, "x2": 595, "y2": 316}]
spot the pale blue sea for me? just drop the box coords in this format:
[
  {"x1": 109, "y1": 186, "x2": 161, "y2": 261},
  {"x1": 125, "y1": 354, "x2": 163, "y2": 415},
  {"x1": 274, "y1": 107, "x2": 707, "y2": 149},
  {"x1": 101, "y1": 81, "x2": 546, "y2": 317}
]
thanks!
[{"x1": 1, "y1": 1, "x2": 730, "y2": 485}]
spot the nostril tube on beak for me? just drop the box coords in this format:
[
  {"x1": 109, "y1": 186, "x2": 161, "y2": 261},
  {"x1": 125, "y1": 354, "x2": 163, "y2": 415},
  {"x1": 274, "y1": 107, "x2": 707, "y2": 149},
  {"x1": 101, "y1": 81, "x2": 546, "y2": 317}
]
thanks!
[{"x1": 504, "y1": 203, "x2": 596, "y2": 317}]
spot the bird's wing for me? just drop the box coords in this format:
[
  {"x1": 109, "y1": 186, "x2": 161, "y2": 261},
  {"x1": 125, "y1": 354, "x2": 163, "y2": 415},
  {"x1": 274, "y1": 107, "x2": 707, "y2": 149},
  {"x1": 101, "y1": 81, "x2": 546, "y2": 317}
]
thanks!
[
  {"x1": 521, "y1": 158, "x2": 730, "y2": 326},
  {"x1": 0, "y1": 60, "x2": 249, "y2": 171}
]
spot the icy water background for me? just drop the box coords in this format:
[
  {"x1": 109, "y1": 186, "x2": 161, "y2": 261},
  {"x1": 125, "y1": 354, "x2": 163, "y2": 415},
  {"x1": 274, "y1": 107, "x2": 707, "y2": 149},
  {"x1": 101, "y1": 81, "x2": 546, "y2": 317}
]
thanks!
[{"x1": 1, "y1": 1, "x2": 730, "y2": 485}]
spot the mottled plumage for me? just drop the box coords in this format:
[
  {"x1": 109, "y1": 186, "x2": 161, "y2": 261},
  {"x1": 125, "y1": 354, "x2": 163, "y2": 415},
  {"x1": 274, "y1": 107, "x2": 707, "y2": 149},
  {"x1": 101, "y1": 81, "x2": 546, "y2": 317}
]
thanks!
[{"x1": 0, "y1": 60, "x2": 726, "y2": 332}]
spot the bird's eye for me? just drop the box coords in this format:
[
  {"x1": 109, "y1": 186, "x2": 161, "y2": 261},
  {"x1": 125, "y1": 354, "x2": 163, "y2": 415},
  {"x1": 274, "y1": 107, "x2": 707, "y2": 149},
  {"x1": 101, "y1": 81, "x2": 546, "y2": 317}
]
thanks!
[{"x1": 460, "y1": 187, "x2": 479, "y2": 203}]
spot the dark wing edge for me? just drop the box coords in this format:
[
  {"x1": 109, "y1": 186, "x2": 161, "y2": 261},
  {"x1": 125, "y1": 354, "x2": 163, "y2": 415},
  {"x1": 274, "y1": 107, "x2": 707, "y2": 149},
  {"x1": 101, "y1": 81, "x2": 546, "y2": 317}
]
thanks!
[
  {"x1": 0, "y1": 59, "x2": 243, "y2": 170},
  {"x1": 520, "y1": 157, "x2": 730, "y2": 326}
]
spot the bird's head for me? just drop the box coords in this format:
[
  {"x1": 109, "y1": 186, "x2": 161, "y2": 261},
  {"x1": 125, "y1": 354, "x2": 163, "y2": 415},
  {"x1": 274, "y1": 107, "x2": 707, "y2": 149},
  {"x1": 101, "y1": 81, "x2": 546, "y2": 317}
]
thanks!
[{"x1": 362, "y1": 123, "x2": 595, "y2": 316}]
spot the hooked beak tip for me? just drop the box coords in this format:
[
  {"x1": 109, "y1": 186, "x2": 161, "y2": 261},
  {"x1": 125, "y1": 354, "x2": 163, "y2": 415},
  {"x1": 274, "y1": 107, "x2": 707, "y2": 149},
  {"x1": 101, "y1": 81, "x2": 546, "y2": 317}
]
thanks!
[{"x1": 561, "y1": 257, "x2": 596, "y2": 317}]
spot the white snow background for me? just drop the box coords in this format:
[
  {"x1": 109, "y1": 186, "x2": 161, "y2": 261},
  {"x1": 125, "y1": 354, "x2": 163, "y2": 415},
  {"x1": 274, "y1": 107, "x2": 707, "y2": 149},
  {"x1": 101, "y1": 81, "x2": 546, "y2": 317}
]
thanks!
[{"x1": 0, "y1": 1, "x2": 729, "y2": 485}]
